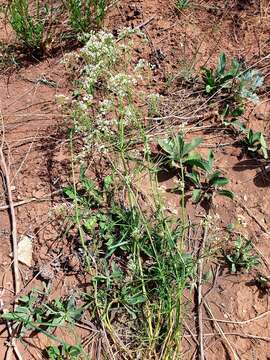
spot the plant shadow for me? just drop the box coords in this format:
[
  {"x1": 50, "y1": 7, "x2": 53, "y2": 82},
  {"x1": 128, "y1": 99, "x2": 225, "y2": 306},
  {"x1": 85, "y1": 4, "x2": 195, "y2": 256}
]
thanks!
[{"x1": 232, "y1": 159, "x2": 270, "y2": 188}]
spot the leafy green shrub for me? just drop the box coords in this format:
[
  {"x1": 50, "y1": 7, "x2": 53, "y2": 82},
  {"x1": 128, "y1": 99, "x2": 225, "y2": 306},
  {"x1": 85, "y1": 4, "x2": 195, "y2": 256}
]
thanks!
[{"x1": 63, "y1": 170, "x2": 196, "y2": 357}]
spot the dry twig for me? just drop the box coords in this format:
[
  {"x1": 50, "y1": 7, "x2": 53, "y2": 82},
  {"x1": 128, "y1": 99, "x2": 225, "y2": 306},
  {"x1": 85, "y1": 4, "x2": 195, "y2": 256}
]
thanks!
[
  {"x1": 204, "y1": 309, "x2": 270, "y2": 325},
  {"x1": 0, "y1": 115, "x2": 20, "y2": 294},
  {"x1": 196, "y1": 223, "x2": 208, "y2": 360}
]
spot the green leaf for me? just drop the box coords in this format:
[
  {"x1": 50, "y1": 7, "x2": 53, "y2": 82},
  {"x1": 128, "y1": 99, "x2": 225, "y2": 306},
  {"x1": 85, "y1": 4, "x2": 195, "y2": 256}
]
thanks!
[
  {"x1": 104, "y1": 175, "x2": 113, "y2": 191},
  {"x1": 185, "y1": 157, "x2": 211, "y2": 172},
  {"x1": 84, "y1": 216, "x2": 97, "y2": 232},
  {"x1": 183, "y1": 137, "x2": 203, "y2": 157},
  {"x1": 217, "y1": 52, "x2": 226, "y2": 75},
  {"x1": 207, "y1": 150, "x2": 214, "y2": 172},
  {"x1": 217, "y1": 189, "x2": 234, "y2": 199},
  {"x1": 192, "y1": 189, "x2": 203, "y2": 203},
  {"x1": 126, "y1": 294, "x2": 146, "y2": 305},
  {"x1": 63, "y1": 186, "x2": 77, "y2": 201},
  {"x1": 158, "y1": 138, "x2": 174, "y2": 155},
  {"x1": 209, "y1": 171, "x2": 229, "y2": 186},
  {"x1": 185, "y1": 171, "x2": 200, "y2": 185}
]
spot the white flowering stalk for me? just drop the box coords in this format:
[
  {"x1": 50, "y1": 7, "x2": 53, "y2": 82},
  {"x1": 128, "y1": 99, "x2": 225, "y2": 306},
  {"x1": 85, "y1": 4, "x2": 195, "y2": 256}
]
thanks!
[{"x1": 59, "y1": 28, "x2": 159, "y2": 159}]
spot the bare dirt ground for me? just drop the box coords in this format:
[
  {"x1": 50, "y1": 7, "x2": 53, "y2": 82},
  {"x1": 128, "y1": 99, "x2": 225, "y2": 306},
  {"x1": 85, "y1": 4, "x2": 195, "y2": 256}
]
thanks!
[{"x1": 0, "y1": 0, "x2": 270, "y2": 359}]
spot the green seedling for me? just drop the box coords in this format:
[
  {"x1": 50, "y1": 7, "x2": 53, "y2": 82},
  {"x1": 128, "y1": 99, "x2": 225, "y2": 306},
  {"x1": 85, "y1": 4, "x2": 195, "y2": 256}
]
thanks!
[
  {"x1": 202, "y1": 53, "x2": 264, "y2": 117},
  {"x1": 175, "y1": 0, "x2": 190, "y2": 10},
  {"x1": 244, "y1": 129, "x2": 268, "y2": 159},
  {"x1": 158, "y1": 133, "x2": 207, "y2": 170},
  {"x1": 224, "y1": 236, "x2": 260, "y2": 273},
  {"x1": 202, "y1": 53, "x2": 240, "y2": 94},
  {"x1": 63, "y1": 166, "x2": 103, "y2": 207},
  {"x1": 186, "y1": 150, "x2": 234, "y2": 203}
]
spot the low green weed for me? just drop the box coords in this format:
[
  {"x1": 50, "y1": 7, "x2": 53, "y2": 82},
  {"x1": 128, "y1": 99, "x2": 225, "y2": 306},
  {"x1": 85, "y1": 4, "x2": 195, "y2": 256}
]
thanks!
[
  {"x1": 224, "y1": 236, "x2": 260, "y2": 273},
  {"x1": 158, "y1": 134, "x2": 233, "y2": 204},
  {"x1": 202, "y1": 53, "x2": 264, "y2": 115},
  {"x1": 224, "y1": 120, "x2": 269, "y2": 159},
  {"x1": 1, "y1": 291, "x2": 84, "y2": 346},
  {"x1": 158, "y1": 133, "x2": 206, "y2": 170},
  {"x1": 186, "y1": 150, "x2": 234, "y2": 203},
  {"x1": 243, "y1": 129, "x2": 268, "y2": 159}
]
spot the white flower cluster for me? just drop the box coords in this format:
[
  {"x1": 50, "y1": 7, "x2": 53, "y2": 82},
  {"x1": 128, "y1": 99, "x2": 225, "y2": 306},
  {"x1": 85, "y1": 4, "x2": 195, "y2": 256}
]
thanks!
[
  {"x1": 80, "y1": 31, "x2": 118, "y2": 91},
  {"x1": 135, "y1": 58, "x2": 151, "y2": 72},
  {"x1": 107, "y1": 73, "x2": 137, "y2": 98},
  {"x1": 99, "y1": 99, "x2": 114, "y2": 114},
  {"x1": 118, "y1": 27, "x2": 147, "y2": 41},
  {"x1": 62, "y1": 29, "x2": 157, "y2": 159}
]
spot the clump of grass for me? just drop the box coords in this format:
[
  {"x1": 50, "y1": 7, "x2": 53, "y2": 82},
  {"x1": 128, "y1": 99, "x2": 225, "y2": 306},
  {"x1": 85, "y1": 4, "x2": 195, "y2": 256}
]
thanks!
[
  {"x1": 4, "y1": 0, "x2": 109, "y2": 54},
  {"x1": 64, "y1": 168, "x2": 195, "y2": 358},
  {"x1": 63, "y1": 0, "x2": 107, "y2": 33},
  {"x1": 7, "y1": 0, "x2": 46, "y2": 51}
]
